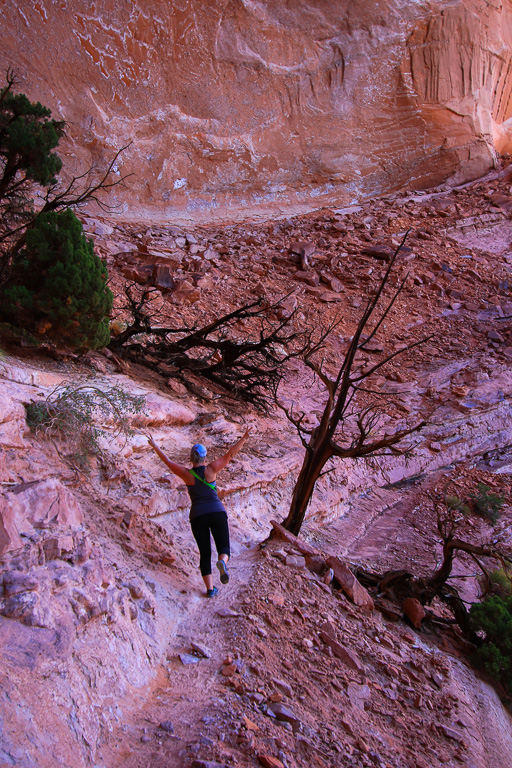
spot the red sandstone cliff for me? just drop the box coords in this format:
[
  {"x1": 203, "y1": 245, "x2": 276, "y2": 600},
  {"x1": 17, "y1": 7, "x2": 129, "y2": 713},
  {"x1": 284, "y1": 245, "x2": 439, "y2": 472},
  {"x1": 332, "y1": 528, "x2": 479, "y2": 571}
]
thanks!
[{"x1": 1, "y1": 0, "x2": 511, "y2": 221}]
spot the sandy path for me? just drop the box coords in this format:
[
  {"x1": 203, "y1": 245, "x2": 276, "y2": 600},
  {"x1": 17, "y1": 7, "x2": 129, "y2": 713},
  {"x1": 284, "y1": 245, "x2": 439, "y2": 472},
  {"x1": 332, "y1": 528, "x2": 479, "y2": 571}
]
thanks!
[{"x1": 97, "y1": 541, "x2": 261, "y2": 768}]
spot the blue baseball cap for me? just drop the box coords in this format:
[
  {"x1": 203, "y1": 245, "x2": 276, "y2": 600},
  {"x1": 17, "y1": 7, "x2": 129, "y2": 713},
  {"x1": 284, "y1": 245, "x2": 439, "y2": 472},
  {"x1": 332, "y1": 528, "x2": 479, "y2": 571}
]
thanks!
[{"x1": 191, "y1": 443, "x2": 207, "y2": 457}]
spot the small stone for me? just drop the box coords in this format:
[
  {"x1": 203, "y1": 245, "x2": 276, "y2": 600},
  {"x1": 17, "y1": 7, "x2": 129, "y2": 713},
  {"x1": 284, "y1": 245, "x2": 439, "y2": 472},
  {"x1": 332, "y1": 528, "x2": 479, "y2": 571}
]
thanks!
[
  {"x1": 243, "y1": 715, "x2": 259, "y2": 732},
  {"x1": 361, "y1": 243, "x2": 394, "y2": 261},
  {"x1": 273, "y1": 678, "x2": 293, "y2": 697},
  {"x1": 125, "y1": 583, "x2": 144, "y2": 600},
  {"x1": 320, "y1": 273, "x2": 344, "y2": 292},
  {"x1": 441, "y1": 725, "x2": 463, "y2": 742},
  {"x1": 326, "y1": 556, "x2": 374, "y2": 610},
  {"x1": 221, "y1": 663, "x2": 237, "y2": 677},
  {"x1": 268, "y1": 593, "x2": 285, "y2": 606},
  {"x1": 319, "y1": 631, "x2": 363, "y2": 671},
  {"x1": 285, "y1": 555, "x2": 306, "y2": 568},
  {"x1": 341, "y1": 717, "x2": 356, "y2": 737},
  {"x1": 269, "y1": 702, "x2": 301, "y2": 731},
  {"x1": 258, "y1": 755, "x2": 285, "y2": 768},
  {"x1": 358, "y1": 738, "x2": 370, "y2": 754},
  {"x1": 191, "y1": 642, "x2": 212, "y2": 658},
  {"x1": 158, "y1": 720, "x2": 174, "y2": 733},
  {"x1": 3, "y1": 572, "x2": 39, "y2": 598},
  {"x1": 289, "y1": 241, "x2": 316, "y2": 258},
  {"x1": 179, "y1": 653, "x2": 201, "y2": 665},
  {"x1": 152, "y1": 264, "x2": 175, "y2": 291},
  {"x1": 347, "y1": 682, "x2": 371, "y2": 711},
  {"x1": 269, "y1": 691, "x2": 283, "y2": 703},
  {"x1": 216, "y1": 608, "x2": 240, "y2": 618}
]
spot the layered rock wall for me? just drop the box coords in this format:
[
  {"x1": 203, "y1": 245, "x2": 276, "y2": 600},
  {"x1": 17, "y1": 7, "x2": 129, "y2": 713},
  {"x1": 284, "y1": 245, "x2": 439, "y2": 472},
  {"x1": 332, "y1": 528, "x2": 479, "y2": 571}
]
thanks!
[{"x1": 1, "y1": 0, "x2": 511, "y2": 221}]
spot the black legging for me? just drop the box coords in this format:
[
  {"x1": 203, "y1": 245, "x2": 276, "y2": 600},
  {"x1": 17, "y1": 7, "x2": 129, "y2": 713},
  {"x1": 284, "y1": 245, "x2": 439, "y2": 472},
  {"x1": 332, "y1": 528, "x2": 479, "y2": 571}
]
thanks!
[{"x1": 190, "y1": 511, "x2": 230, "y2": 576}]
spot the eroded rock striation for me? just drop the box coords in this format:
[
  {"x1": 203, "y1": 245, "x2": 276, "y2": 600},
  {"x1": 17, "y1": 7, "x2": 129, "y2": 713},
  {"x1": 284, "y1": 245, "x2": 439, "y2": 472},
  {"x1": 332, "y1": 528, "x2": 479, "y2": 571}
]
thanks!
[{"x1": 1, "y1": 0, "x2": 511, "y2": 220}]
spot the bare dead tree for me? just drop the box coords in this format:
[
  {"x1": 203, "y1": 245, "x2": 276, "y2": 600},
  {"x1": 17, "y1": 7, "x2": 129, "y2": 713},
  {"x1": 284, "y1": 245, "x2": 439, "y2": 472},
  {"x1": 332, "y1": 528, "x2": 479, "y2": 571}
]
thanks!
[
  {"x1": 357, "y1": 490, "x2": 512, "y2": 637},
  {"x1": 278, "y1": 234, "x2": 429, "y2": 535},
  {"x1": 109, "y1": 284, "x2": 321, "y2": 410},
  {"x1": 273, "y1": 484, "x2": 511, "y2": 643},
  {"x1": 40, "y1": 143, "x2": 132, "y2": 215}
]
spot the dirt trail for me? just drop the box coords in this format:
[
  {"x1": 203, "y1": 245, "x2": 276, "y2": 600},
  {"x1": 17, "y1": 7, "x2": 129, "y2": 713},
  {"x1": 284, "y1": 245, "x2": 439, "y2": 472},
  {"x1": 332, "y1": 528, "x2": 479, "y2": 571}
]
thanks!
[{"x1": 97, "y1": 542, "x2": 262, "y2": 767}]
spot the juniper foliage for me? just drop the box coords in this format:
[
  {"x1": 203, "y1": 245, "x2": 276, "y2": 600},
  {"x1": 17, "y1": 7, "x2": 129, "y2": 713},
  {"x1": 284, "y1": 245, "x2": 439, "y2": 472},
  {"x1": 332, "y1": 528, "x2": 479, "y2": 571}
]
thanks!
[
  {"x1": 471, "y1": 595, "x2": 512, "y2": 699},
  {"x1": 3, "y1": 209, "x2": 112, "y2": 350}
]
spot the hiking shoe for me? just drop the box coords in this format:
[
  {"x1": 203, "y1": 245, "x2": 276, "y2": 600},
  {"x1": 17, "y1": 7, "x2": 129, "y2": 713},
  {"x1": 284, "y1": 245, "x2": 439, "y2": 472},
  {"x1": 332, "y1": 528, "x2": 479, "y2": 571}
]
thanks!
[
  {"x1": 216, "y1": 560, "x2": 229, "y2": 584},
  {"x1": 206, "y1": 586, "x2": 218, "y2": 598}
]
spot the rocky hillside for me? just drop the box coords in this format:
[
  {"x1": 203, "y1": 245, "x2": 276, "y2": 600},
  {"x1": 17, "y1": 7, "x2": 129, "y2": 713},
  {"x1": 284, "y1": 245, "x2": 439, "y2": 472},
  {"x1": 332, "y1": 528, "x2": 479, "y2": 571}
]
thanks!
[
  {"x1": 1, "y1": 0, "x2": 512, "y2": 220},
  {"x1": 2, "y1": 166, "x2": 512, "y2": 767}
]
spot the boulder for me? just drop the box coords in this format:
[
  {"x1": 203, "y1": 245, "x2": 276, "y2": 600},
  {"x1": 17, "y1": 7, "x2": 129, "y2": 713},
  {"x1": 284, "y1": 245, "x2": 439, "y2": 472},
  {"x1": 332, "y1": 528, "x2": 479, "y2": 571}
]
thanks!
[
  {"x1": 361, "y1": 244, "x2": 395, "y2": 262},
  {"x1": 120, "y1": 264, "x2": 153, "y2": 285},
  {"x1": 294, "y1": 270, "x2": 320, "y2": 287},
  {"x1": 152, "y1": 264, "x2": 175, "y2": 291},
  {"x1": 402, "y1": 597, "x2": 426, "y2": 629}
]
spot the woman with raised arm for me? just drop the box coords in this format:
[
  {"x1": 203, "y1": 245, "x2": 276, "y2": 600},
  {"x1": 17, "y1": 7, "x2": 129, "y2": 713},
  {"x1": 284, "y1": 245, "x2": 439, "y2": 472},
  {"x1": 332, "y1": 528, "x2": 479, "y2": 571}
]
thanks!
[{"x1": 147, "y1": 429, "x2": 250, "y2": 597}]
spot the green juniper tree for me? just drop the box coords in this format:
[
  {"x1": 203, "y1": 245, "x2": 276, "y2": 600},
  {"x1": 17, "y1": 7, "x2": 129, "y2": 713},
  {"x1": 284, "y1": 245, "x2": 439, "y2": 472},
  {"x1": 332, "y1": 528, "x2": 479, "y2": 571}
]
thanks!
[
  {"x1": 0, "y1": 69, "x2": 64, "y2": 280},
  {"x1": 0, "y1": 69, "x2": 126, "y2": 351},
  {"x1": 471, "y1": 595, "x2": 512, "y2": 699},
  {"x1": 3, "y1": 209, "x2": 113, "y2": 350}
]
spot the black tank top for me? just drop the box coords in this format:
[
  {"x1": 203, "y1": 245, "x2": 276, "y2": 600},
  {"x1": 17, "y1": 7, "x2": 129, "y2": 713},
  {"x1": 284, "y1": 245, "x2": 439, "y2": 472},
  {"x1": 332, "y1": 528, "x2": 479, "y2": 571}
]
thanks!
[{"x1": 187, "y1": 465, "x2": 226, "y2": 520}]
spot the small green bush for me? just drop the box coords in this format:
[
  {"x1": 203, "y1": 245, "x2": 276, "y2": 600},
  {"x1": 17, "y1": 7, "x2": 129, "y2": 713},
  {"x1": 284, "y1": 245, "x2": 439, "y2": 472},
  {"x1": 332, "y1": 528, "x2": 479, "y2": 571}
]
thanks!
[
  {"x1": 3, "y1": 209, "x2": 113, "y2": 351},
  {"x1": 471, "y1": 483, "x2": 505, "y2": 524},
  {"x1": 470, "y1": 595, "x2": 512, "y2": 697},
  {"x1": 26, "y1": 381, "x2": 146, "y2": 471},
  {"x1": 445, "y1": 494, "x2": 470, "y2": 515}
]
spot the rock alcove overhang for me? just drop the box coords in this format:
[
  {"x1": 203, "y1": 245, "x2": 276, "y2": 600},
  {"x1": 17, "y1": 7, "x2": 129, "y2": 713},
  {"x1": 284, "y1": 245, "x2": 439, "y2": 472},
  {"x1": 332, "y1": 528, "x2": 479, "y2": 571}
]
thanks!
[{"x1": 0, "y1": 0, "x2": 511, "y2": 221}]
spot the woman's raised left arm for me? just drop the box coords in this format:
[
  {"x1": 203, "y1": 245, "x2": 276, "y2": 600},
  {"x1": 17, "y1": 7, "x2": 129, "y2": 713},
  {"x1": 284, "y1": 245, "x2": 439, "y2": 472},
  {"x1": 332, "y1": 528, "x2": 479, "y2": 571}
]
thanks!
[{"x1": 206, "y1": 429, "x2": 250, "y2": 479}]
